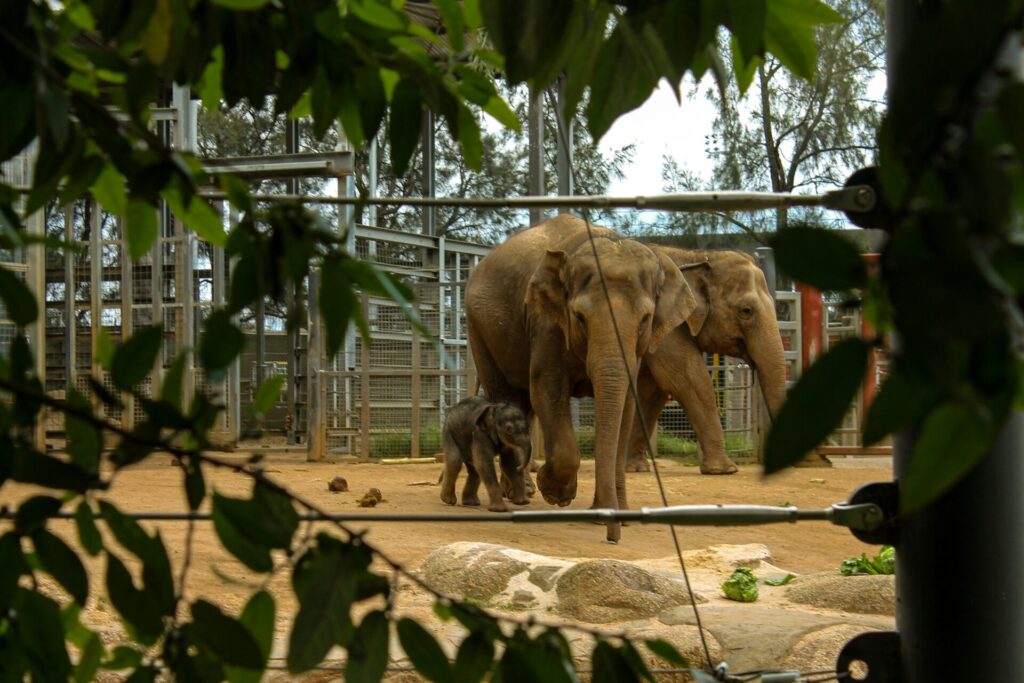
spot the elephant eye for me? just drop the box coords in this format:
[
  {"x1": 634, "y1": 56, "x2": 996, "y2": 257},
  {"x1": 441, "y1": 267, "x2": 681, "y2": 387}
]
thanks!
[
  {"x1": 739, "y1": 306, "x2": 754, "y2": 319},
  {"x1": 575, "y1": 312, "x2": 587, "y2": 333}
]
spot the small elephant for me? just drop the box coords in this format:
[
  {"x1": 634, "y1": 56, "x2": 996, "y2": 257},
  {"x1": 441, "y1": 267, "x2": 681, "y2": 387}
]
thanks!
[{"x1": 439, "y1": 396, "x2": 532, "y2": 512}]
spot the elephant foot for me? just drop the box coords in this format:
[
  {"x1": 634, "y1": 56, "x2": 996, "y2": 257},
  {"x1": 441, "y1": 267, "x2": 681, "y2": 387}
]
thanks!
[
  {"x1": 529, "y1": 459, "x2": 541, "y2": 473},
  {"x1": 488, "y1": 501, "x2": 509, "y2": 512},
  {"x1": 440, "y1": 490, "x2": 457, "y2": 505},
  {"x1": 625, "y1": 457, "x2": 651, "y2": 473},
  {"x1": 512, "y1": 496, "x2": 529, "y2": 506},
  {"x1": 537, "y1": 464, "x2": 577, "y2": 507},
  {"x1": 606, "y1": 522, "x2": 621, "y2": 544},
  {"x1": 461, "y1": 496, "x2": 481, "y2": 506},
  {"x1": 700, "y1": 458, "x2": 739, "y2": 475}
]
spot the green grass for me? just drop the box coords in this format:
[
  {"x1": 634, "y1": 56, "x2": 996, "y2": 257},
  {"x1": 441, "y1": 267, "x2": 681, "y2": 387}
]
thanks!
[{"x1": 369, "y1": 424, "x2": 442, "y2": 457}]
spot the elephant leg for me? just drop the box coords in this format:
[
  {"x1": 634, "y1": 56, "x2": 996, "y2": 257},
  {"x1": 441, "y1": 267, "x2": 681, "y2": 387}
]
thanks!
[
  {"x1": 472, "y1": 436, "x2": 508, "y2": 512},
  {"x1": 626, "y1": 368, "x2": 668, "y2": 473},
  {"x1": 530, "y1": 365, "x2": 579, "y2": 507},
  {"x1": 461, "y1": 464, "x2": 482, "y2": 506},
  {"x1": 498, "y1": 451, "x2": 529, "y2": 505},
  {"x1": 439, "y1": 436, "x2": 462, "y2": 505},
  {"x1": 649, "y1": 339, "x2": 737, "y2": 475}
]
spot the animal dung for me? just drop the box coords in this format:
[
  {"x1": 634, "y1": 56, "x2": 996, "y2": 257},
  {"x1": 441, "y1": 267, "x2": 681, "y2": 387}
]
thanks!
[
  {"x1": 328, "y1": 476, "x2": 349, "y2": 493},
  {"x1": 358, "y1": 488, "x2": 384, "y2": 507}
]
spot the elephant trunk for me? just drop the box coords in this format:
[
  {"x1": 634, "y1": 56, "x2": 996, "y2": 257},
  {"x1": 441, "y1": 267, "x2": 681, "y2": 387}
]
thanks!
[
  {"x1": 749, "y1": 325, "x2": 787, "y2": 416},
  {"x1": 588, "y1": 351, "x2": 636, "y2": 543}
]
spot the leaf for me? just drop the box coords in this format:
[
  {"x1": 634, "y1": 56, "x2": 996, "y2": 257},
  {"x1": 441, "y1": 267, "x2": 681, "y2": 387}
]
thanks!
[
  {"x1": 189, "y1": 600, "x2": 264, "y2": 669},
  {"x1": 160, "y1": 352, "x2": 188, "y2": 410},
  {"x1": 345, "y1": 610, "x2": 390, "y2": 683},
  {"x1": 15, "y1": 495, "x2": 63, "y2": 534},
  {"x1": 99, "y1": 502, "x2": 176, "y2": 617},
  {"x1": 901, "y1": 401, "x2": 997, "y2": 513},
  {"x1": 75, "y1": 502, "x2": 103, "y2": 556},
  {"x1": 0, "y1": 265, "x2": 38, "y2": 326},
  {"x1": 211, "y1": 494, "x2": 273, "y2": 572},
  {"x1": 764, "y1": 573, "x2": 797, "y2": 586},
  {"x1": 728, "y1": 0, "x2": 766, "y2": 63},
  {"x1": 65, "y1": 388, "x2": 102, "y2": 474},
  {"x1": 0, "y1": 533, "x2": 27, "y2": 612},
  {"x1": 163, "y1": 187, "x2": 227, "y2": 247},
  {"x1": 226, "y1": 590, "x2": 276, "y2": 683},
  {"x1": 91, "y1": 163, "x2": 127, "y2": 216},
  {"x1": 33, "y1": 528, "x2": 89, "y2": 605},
  {"x1": 320, "y1": 256, "x2": 362, "y2": 358},
  {"x1": 141, "y1": 0, "x2": 172, "y2": 64},
  {"x1": 11, "y1": 449, "x2": 98, "y2": 492},
  {"x1": 862, "y1": 366, "x2": 937, "y2": 445},
  {"x1": 105, "y1": 553, "x2": 164, "y2": 644},
  {"x1": 184, "y1": 457, "x2": 206, "y2": 512},
  {"x1": 771, "y1": 226, "x2": 867, "y2": 291},
  {"x1": 125, "y1": 200, "x2": 158, "y2": 261},
  {"x1": 75, "y1": 632, "x2": 106, "y2": 683},
  {"x1": 253, "y1": 376, "x2": 285, "y2": 415},
  {"x1": 101, "y1": 646, "x2": 145, "y2": 671},
  {"x1": 592, "y1": 641, "x2": 639, "y2": 683},
  {"x1": 457, "y1": 106, "x2": 483, "y2": 171},
  {"x1": 764, "y1": 338, "x2": 869, "y2": 473},
  {"x1": 200, "y1": 310, "x2": 245, "y2": 376},
  {"x1": 13, "y1": 588, "x2": 73, "y2": 682},
  {"x1": 397, "y1": 618, "x2": 452, "y2": 682},
  {"x1": 388, "y1": 79, "x2": 423, "y2": 177},
  {"x1": 645, "y1": 639, "x2": 690, "y2": 667},
  {"x1": 452, "y1": 630, "x2": 494, "y2": 683},
  {"x1": 287, "y1": 540, "x2": 358, "y2": 672},
  {"x1": 110, "y1": 326, "x2": 163, "y2": 390},
  {"x1": 211, "y1": 0, "x2": 270, "y2": 8}
]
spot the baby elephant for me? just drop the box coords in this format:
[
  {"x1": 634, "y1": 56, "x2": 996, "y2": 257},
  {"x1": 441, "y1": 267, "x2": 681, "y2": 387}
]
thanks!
[{"x1": 439, "y1": 396, "x2": 532, "y2": 512}]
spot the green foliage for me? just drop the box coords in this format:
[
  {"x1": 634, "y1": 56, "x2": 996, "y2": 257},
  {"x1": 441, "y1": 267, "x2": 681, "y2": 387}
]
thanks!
[
  {"x1": 721, "y1": 567, "x2": 759, "y2": 602},
  {"x1": 763, "y1": 573, "x2": 797, "y2": 586},
  {"x1": 840, "y1": 546, "x2": 895, "y2": 576},
  {"x1": 0, "y1": 0, "x2": 865, "y2": 680}
]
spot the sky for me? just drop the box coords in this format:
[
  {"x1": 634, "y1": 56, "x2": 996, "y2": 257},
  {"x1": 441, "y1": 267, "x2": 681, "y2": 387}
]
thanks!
[{"x1": 598, "y1": 79, "x2": 719, "y2": 198}]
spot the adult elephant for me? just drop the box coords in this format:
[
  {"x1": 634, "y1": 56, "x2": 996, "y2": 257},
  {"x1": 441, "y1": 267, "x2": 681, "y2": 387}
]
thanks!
[
  {"x1": 625, "y1": 248, "x2": 788, "y2": 474},
  {"x1": 466, "y1": 215, "x2": 696, "y2": 542}
]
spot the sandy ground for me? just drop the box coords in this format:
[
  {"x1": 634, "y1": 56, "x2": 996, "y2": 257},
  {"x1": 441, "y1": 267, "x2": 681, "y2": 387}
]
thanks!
[{"x1": 0, "y1": 453, "x2": 891, "y2": 618}]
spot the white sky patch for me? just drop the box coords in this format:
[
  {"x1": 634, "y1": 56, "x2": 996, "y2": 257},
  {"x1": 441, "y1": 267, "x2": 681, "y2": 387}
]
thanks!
[{"x1": 599, "y1": 79, "x2": 719, "y2": 198}]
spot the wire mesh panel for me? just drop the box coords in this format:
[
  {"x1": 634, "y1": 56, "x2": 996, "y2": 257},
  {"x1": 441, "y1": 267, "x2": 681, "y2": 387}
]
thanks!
[{"x1": 824, "y1": 301, "x2": 863, "y2": 447}]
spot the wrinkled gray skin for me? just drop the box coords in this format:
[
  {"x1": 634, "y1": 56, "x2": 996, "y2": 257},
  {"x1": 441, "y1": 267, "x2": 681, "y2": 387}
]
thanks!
[
  {"x1": 439, "y1": 396, "x2": 532, "y2": 512},
  {"x1": 626, "y1": 248, "x2": 788, "y2": 475}
]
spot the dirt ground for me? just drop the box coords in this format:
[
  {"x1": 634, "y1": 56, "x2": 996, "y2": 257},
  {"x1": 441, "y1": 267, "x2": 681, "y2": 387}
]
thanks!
[{"x1": 1, "y1": 452, "x2": 892, "y2": 618}]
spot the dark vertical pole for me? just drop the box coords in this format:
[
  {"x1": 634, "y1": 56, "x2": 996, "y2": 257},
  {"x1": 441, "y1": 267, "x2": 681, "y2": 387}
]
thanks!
[
  {"x1": 887, "y1": 2, "x2": 1024, "y2": 680},
  {"x1": 555, "y1": 80, "x2": 574, "y2": 215},
  {"x1": 285, "y1": 118, "x2": 299, "y2": 443},
  {"x1": 422, "y1": 110, "x2": 436, "y2": 236},
  {"x1": 528, "y1": 88, "x2": 545, "y2": 226}
]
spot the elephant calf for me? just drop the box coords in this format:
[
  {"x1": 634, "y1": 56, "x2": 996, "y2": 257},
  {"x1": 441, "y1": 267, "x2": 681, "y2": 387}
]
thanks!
[{"x1": 439, "y1": 396, "x2": 532, "y2": 512}]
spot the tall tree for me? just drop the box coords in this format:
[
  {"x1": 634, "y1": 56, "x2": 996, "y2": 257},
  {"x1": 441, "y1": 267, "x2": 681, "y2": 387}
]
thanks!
[{"x1": 654, "y1": 0, "x2": 885, "y2": 238}]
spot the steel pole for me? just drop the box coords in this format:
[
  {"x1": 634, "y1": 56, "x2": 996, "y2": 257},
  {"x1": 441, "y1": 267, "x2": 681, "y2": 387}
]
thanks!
[
  {"x1": 887, "y1": 1, "x2": 1024, "y2": 680},
  {"x1": 528, "y1": 88, "x2": 545, "y2": 226}
]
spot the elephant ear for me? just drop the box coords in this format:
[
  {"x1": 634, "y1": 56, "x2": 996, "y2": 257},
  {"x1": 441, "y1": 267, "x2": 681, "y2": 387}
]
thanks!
[
  {"x1": 525, "y1": 250, "x2": 570, "y2": 338},
  {"x1": 680, "y1": 262, "x2": 712, "y2": 337},
  {"x1": 471, "y1": 402, "x2": 498, "y2": 444},
  {"x1": 651, "y1": 251, "x2": 698, "y2": 351}
]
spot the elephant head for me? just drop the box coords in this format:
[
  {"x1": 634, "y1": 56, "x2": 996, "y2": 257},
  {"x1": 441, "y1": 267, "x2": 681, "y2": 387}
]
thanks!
[
  {"x1": 526, "y1": 236, "x2": 697, "y2": 519},
  {"x1": 675, "y1": 249, "x2": 787, "y2": 414}
]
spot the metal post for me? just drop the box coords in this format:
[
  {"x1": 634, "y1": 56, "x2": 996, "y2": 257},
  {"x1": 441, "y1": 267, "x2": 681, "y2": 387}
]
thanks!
[
  {"x1": 227, "y1": 209, "x2": 241, "y2": 442},
  {"x1": 528, "y1": 89, "x2": 545, "y2": 226},
  {"x1": 119, "y1": 218, "x2": 134, "y2": 430},
  {"x1": 359, "y1": 292, "x2": 371, "y2": 462},
  {"x1": 422, "y1": 110, "x2": 436, "y2": 236},
  {"x1": 887, "y1": 1, "x2": 1024, "y2": 680},
  {"x1": 63, "y1": 206, "x2": 76, "y2": 396},
  {"x1": 89, "y1": 201, "x2": 102, "y2": 412},
  {"x1": 285, "y1": 118, "x2": 299, "y2": 443},
  {"x1": 555, "y1": 80, "x2": 574, "y2": 215},
  {"x1": 410, "y1": 301, "x2": 421, "y2": 458},
  {"x1": 26, "y1": 201, "x2": 46, "y2": 450},
  {"x1": 212, "y1": 209, "x2": 227, "y2": 437},
  {"x1": 306, "y1": 267, "x2": 324, "y2": 462}
]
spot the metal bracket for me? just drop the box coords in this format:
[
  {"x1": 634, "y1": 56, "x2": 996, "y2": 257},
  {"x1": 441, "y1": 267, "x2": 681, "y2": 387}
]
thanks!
[
  {"x1": 837, "y1": 631, "x2": 902, "y2": 682},
  {"x1": 846, "y1": 481, "x2": 899, "y2": 546},
  {"x1": 841, "y1": 166, "x2": 893, "y2": 230},
  {"x1": 822, "y1": 183, "x2": 877, "y2": 213}
]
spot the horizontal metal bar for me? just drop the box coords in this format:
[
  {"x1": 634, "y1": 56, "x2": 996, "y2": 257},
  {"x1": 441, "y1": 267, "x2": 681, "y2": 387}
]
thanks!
[
  {"x1": 0, "y1": 503, "x2": 883, "y2": 531},
  {"x1": 198, "y1": 186, "x2": 875, "y2": 214},
  {"x1": 201, "y1": 152, "x2": 355, "y2": 179}
]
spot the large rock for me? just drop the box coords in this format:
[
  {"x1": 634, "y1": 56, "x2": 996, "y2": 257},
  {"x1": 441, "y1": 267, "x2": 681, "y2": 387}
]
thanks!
[
  {"x1": 785, "y1": 573, "x2": 895, "y2": 615},
  {"x1": 783, "y1": 624, "x2": 881, "y2": 675},
  {"x1": 556, "y1": 559, "x2": 705, "y2": 623},
  {"x1": 420, "y1": 543, "x2": 529, "y2": 601}
]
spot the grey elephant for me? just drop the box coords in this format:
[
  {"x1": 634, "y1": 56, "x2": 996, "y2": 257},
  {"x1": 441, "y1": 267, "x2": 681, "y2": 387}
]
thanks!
[
  {"x1": 439, "y1": 396, "x2": 532, "y2": 512},
  {"x1": 466, "y1": 214, "x2": 696, "y2": 542},
  {"x1": 626, "y1": 248, "x2": 787, "y2": 474}
]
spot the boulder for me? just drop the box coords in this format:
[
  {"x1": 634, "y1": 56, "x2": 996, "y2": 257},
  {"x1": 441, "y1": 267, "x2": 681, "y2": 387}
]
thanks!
[
  {"x1": 420, "y1": 543, "x2": 528, "y2": 601},
  {"x1": 785, "y1": 573, "x2": 895, "y2": 615},
  {"x1": 783, "y1": 624, "x2": 881, "y2": 675},
  {"x1": 556, "y1": 559, "x2": 705, "y2": 623}
]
